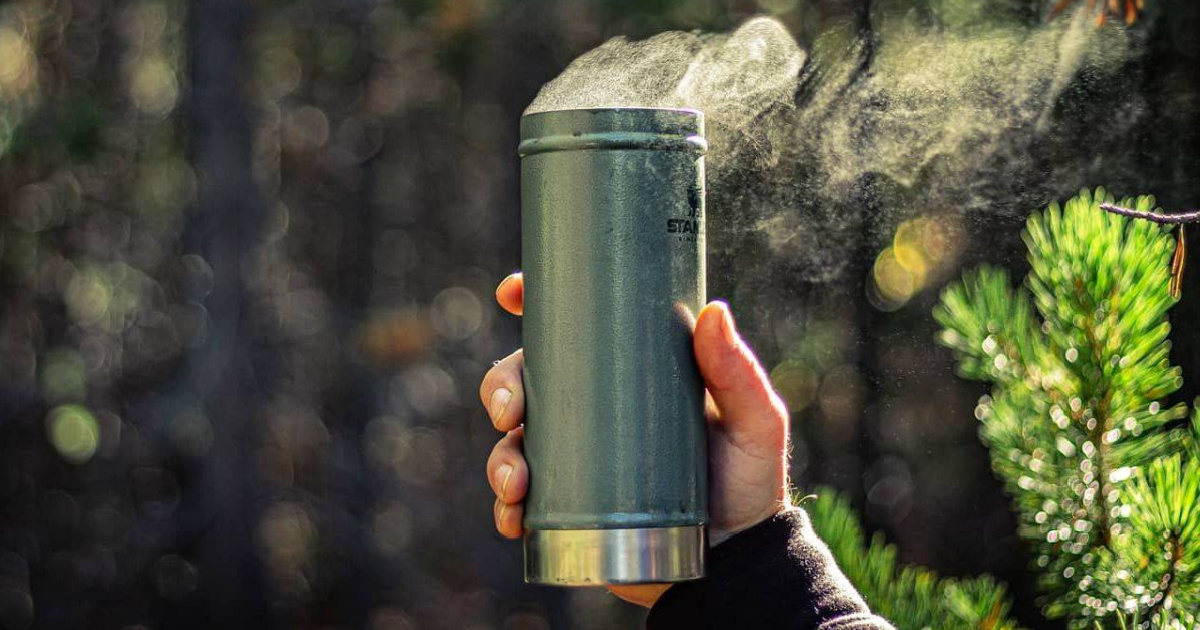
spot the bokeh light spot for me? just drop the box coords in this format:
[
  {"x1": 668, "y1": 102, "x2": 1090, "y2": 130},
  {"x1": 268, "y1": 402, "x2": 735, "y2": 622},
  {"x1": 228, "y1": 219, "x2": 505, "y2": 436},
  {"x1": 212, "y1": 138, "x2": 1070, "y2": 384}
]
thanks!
[
  {"x1": 891, "y1": 243, "x2": 928, "y2": 283},
  {"x1": 130, "y1": 56, "x2": 179, "y2": 116},
  {"x1": 871, "y1": 216, "x2": 967, "y2": 310},
  {"x1": 369, "y1": 501, "x2": 414, "y2": 556},
  {"x1": 0, "y1": 27, "x2": 35, "y2": 92},
  {"x1": 430, "y1": 286, "x2": 483, "y2": 340},
  {"x1": 360, "y1": 309, "x2": 435, "y2": 366},
  {"x1": 398, "y1": 364, "x2": 457, "y2": 416},
  {"x1": 770, "y1": 361, "x2": 818, "y2": 412},
  {"x1": 871, "y1": 247, "x2": 917, "y2": 308},
  {"x1": 46, "y1": 405, "x2": 100, "y2": 465},
  {"x1": 153, "y1": 554, "x2": 199, "y2": 601},
  {"x1": 12, "y1": 184, "x2": 59, "y2": 233},
  {"x1": 39, "y1": 349, "x2": 87, "y2": 403},
  {"x1": 257, "y1": 502, "x2": 317, "y2": 599},
  {"x1": 283, "y1": 106, "x2": 330, "y2": 152},
  {"x1": 364, "y1": 417, "x2": 447, "y2": 485},
  {"x1": 65, "y1": 268, "x2": 113, "y2": 325},
  {"x1": 257, "y1": 46, "x2": 302, "y2": 98}
]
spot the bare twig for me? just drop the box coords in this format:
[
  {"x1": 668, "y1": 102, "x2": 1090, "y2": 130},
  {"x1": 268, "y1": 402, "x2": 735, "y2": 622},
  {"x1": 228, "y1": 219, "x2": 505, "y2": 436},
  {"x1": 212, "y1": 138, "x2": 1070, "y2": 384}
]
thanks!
[{"x1": 1099, "y1": 203, "x2": 1200, "y2": 224}]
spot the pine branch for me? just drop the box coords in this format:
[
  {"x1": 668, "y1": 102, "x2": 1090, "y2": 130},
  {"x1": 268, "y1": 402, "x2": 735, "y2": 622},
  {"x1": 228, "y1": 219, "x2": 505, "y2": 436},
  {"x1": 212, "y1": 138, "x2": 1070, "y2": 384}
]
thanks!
[
  {"x1": 934, "y1": 266, "x2": 1046, "y2": 384},
  {"x1": 1078, "y1": 449, "x2": 1200, "y2": 629},
  {"x1": 935, "y1": 189, "x2": 1198, "y2": 629},
  {"x1": 802, "y1": 489, "x2": 1023, "y2": 630}
]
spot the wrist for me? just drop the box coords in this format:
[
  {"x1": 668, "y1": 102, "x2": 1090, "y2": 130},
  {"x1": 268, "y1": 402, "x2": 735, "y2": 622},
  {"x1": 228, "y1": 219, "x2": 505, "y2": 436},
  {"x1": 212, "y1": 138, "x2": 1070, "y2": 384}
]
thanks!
[{"x1": 709, "y1": 502, "x2": 790, "y2": 547}]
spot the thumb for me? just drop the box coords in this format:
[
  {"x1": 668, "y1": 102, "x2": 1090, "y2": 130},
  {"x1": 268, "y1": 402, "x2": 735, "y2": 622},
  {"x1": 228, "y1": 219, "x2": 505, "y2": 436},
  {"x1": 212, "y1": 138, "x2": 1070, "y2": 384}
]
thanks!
[{"x1": 694, "y1": 301, "x2": 789, "y2": 450}]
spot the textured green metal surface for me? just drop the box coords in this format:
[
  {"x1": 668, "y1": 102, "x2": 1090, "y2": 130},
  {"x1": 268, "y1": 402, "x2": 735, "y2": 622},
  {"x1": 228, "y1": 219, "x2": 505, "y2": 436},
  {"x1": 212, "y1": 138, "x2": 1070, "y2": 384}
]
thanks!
[{"x1": 520, "y1": 108, "x2": 709, "y2": 530}]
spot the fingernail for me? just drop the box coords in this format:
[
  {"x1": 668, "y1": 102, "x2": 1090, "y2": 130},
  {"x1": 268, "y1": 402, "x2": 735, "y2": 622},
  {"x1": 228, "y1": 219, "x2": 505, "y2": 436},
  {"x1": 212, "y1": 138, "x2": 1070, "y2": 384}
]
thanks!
[
  {"x1": 489, "y1": 388, "x2": 513, "y2": 425},
  {"x1": 496, "y1": 464, "x2": 514, "y2": 499},
  {"x1": 718, "y1": 303, "x2": 737, "y2": 346}
]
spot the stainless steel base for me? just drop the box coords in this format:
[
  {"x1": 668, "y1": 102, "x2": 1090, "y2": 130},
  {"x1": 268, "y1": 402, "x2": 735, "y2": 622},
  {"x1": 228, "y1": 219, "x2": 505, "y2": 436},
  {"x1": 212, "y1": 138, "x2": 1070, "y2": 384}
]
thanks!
[{"x1": 524, "y1": 525, "x2": 706, "y2": 585}]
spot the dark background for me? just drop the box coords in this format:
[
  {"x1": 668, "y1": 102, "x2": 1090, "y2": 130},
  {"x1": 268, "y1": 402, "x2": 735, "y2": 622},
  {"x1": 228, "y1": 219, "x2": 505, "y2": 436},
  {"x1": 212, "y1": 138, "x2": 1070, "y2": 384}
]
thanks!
[{"x1": 1, "y1": 0, "x2": 1198, "y2": 628}]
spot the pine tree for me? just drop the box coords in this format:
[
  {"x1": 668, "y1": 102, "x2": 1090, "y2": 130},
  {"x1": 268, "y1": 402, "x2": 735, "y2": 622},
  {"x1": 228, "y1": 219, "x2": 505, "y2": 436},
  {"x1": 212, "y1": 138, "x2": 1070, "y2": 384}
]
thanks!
[{"x1": 806, "y1": 189, "x2": 1200, "y2": 630}]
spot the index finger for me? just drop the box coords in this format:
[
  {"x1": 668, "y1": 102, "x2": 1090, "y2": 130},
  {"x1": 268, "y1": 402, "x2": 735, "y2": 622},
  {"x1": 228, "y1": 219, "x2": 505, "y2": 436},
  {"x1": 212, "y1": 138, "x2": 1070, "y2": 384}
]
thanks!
[{"x1": 496, "y1": 273, "x2": 523, "y2": 316}]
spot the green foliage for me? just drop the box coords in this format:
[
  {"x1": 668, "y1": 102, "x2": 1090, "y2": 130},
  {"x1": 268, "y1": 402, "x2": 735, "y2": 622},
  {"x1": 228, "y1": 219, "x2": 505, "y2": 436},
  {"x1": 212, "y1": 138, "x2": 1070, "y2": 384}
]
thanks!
[
  {"x1": 805, "y1": 489, "x2": 1023, "y2": 630},
  {"x1": 808, "y1": 189, "x2": 1200, "y2": 630},
  {"x1": 933, "y1": 189, "x2": 1200, "y2": 629},
  {"x1": 1096, "y1": 453, "x2": 1200, "y2": 627}
]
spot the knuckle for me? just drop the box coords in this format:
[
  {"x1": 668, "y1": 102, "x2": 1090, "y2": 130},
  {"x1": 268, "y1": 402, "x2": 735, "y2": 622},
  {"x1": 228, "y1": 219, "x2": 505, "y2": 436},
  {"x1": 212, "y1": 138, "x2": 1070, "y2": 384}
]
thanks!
[
  {"x1": 487, "y1": 432, "x2": 522, "y2": 469},
  {"x1": 496, "y1": 431, "x2": 521, "y2": 455},
  {"x1": 480, "y1": 350, "x2": 524, "y2": 401}
]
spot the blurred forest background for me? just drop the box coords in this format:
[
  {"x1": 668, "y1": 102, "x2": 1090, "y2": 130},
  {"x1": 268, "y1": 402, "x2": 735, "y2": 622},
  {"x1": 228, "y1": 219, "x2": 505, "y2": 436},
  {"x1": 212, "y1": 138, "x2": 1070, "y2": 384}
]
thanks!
[{"x1": 0, "y1": 0, "x2": 1198, "y2": 628}]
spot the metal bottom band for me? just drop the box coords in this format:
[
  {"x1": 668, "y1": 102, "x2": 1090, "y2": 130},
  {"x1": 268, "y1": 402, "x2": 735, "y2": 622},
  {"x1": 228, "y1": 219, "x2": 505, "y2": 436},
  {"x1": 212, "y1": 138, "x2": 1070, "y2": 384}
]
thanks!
[{"x1": 524, "y1": 525, "x2": 706, "y2": 585}]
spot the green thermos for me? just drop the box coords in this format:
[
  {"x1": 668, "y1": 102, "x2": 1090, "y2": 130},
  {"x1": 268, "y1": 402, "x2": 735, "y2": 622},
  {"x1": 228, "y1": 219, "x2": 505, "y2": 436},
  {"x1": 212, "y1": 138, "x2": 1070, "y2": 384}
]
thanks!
[{"x1": 518, "y1": 107, "x2": 709, "y2": 585}]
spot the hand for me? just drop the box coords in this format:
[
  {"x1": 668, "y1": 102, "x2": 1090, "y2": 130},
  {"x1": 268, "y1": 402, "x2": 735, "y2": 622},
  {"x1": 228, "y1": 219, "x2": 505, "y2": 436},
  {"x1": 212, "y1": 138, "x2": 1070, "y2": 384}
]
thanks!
[{"x1": 480, "y1": 272, "x2": 790, "y2": 608}]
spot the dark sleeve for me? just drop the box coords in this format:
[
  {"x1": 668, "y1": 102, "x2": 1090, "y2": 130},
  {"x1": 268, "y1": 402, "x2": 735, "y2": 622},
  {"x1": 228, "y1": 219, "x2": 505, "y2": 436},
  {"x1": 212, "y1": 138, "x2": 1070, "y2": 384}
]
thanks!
[{"x1": 646, "y1": 509, "x2": 895, "y2": 630}]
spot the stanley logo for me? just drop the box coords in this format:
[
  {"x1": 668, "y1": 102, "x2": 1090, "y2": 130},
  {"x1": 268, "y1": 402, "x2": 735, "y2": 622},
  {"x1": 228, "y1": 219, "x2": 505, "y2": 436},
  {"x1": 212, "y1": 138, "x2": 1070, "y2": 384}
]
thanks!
[{"x1": 667, "y1": 219, "x2": 701, "y2": 234}]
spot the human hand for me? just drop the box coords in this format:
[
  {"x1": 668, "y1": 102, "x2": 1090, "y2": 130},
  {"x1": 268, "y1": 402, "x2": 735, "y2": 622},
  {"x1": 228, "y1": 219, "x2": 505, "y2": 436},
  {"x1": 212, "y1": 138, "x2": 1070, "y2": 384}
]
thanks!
[{"x1": 480, "y1": 272, "x2": 790, "y2": 608}]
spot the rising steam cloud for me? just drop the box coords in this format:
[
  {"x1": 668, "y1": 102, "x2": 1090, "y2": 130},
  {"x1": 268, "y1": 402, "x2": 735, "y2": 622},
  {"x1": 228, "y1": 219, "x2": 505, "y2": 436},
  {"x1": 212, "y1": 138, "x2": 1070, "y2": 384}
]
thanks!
[{"x1": 527, "y1": 10, "x2": 1142, "y2": 284}]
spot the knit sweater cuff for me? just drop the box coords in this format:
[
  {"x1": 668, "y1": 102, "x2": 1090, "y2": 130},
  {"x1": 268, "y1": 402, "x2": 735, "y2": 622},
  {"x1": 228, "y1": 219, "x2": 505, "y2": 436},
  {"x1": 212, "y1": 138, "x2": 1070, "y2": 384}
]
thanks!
[{"x1": 646, "y1": 509, "x2": 895, "y2": 630}]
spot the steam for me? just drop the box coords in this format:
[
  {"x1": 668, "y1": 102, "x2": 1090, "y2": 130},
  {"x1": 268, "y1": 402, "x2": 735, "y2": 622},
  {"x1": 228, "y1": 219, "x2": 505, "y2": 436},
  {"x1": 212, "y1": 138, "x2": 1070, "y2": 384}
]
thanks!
[
  {"x1": 527, "y1": 11, "x2": 1143, "y2": 283},
  {"x1": 527, "y1": 17, "x2": 805, "y2": 152}
]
